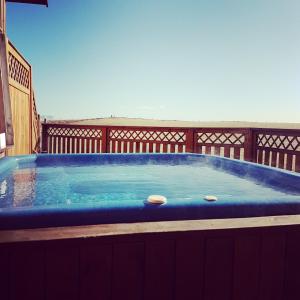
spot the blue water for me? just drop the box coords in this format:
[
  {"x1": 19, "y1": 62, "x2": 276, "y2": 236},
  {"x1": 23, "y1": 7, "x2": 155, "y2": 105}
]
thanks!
[
  {"x1": 0, "y1": 154, "x2": 300, "y2": 229},
  {"x1": 0, "y1": 155, "x2": 299, "y2": 210}
]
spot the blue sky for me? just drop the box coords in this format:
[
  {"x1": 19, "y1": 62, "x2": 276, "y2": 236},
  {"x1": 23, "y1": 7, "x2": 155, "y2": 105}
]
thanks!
[{"x1": 6, "y1": 0, "x2": 300, "y2": 122}]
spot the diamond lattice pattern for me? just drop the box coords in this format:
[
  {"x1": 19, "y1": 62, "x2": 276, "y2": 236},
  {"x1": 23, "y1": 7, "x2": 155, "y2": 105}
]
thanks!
[
  {"x1": 197, "y1": 132, "x2": 245, "y2": 145},
  {"x1": 8, "y1": 52, "x2": 30, "y2": 89},
  {"x1": 47, "y1": 127, "x2": 102, "y2": 138},
  {"x1": 258, "y1": 134, "x2": 300, "y2": 151},
  {"x1": 109, "y1": 130, "x2": 186, "y2": 143}
]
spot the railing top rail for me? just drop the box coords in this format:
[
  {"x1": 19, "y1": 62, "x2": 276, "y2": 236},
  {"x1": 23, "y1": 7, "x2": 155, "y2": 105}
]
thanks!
[{"x1": 43, "y1": 123, "x2": 300, "y2": 134}]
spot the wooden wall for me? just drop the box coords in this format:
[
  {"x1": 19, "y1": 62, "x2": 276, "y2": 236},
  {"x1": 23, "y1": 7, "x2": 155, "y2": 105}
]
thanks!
[{"x1": 1, "y1": 221, "x2": 300, "y2": 300}]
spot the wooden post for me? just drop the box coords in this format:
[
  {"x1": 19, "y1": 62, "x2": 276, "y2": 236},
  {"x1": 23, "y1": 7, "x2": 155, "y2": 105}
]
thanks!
[
  {"x1": 41, "y1": 121, "x2": 48, "y2": 153},
  {"x1": 101, "y1": 127, "x2": 108, "y2": 153},
  {"x1": 0, "y1": 34, "x2": 13, "y2": 146},
  {"x1": 186, "y1": 129, "x2": 194, "y2": 153},
  {"x1": 0, "y1": 0, "x2": 6, "y2": 34},
  {"x1": 244, "y1": 128, "x2": 255, "y2": 162}
]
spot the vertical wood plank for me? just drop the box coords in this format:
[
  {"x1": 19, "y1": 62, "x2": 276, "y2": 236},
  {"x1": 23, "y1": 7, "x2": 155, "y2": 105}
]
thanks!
[
  {"x1": 264, "y1": 150, "x2": 271, "y2": 166},
  {"x1": 48, "y1": 136, "x2": 53, "y2": 154},
  {"x1": 259, "y1": 233, "x2": 285, "y2": 300},
  {"x1": 177, "y1": 144, "x2": 183, "y2": 153},
  {"x1": 46, "y1": 243, "x2": 79, "y2": 300},
  {"x1": 175, "y1": 237, "x2": 204, "y2": 300},
  {"x1": 123, "y1": 141, "x2": 128, "y2": 153},
  {"x1": 283, "y1": 231, "x2": 300, "y2": 300},
  {"x1": 148, "y1": 142, "x2": 153, "y2": 153},
  {"x1": 214, "y1": 146, "x2": 220, "y2": 156},
  {"x1": 96, "y1": 139, "x2": 101, "y2": 153},
  {"x1": 162, "y1": 143, "x2": 168, "y2": 153},
  {"x1": 258, "y1": 149, "x2": 263, "y2": 164},
  {"x1": 71, "y1": 137, "x2": 75, "y2": 154},
  {"x1": 271, "y1": 151, "x2": 277, "y2": 167},
  {"x1": 286, "y1": 154, "x2": 293, "y2": 171},
  {"x1": 206, "y1": 146, "x2": 211, "y2": 155},
  {"x1": 52, "y1": 137, "x2": 57, "y2": 154},
  {"x1": 111, "y1": 141, "x2": 116, "y2": 153},
  {"x1": 144, "y1": 239, "x2": 175, "y2": 300},
  {"x1": 101, "y1": 127, "x2": 108, "y2": 153},
  {"x1": 80, "y1": 243, "x2": 113, "y2": 300},
  {"x1": 111, "y1": 242, "x2": 144, "y2": 300},
  {"x1": 232, "y1": 235, "x2": 260, "y2": 300},
  {"x1": 61, "y1": 137, "x2": 66, "y2": 154},
  {"x1": 57, "y1": 137, "x2": 61, "y2": 154},
  {"x1": 11, "y1": 244, "x2": 44, "y2": 300},
  {"x1": 224, "y1": 146, "x2": 230, "y2": 158},
  {"x1": 129, "y1": 141, "x2": 134, "y2": 153},
  {"x1": 278, "y1": 152, "x2": 285, "y2": 169},
  {"x1": 90, "y1": 139, "x2": 95, "y2": 153},
  {"x1": 203, "y1": 237, "x2": 234, "y2": 300},
  {"x1": 86, "y1": 139, "x2": 91, "y2": 154},
  {"x1": 142, "y1": 142, "x2": 147, "y2": 153},
  {"x1": 80, "y1": 138, "x2": 85, "y2": 154},
  {"x1": 0, "y1": 245, "x2": 10, "y2": 300},
  {"x1": 170, "y1": 144, "x2": 176, "y2": 153},
  {"x1": 296, "y1": 154, "x2": 300, "y2": 173},
  {"x1": 76, "y1": 138, "x2": 81, "y2": 154},
  {"x1": 234, "y1": 147, "x2": 240, "y2": 160}
]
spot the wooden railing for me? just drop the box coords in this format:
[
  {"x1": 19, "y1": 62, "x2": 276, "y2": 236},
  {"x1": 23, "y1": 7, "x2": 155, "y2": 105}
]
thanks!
[{"x1": 42, "y1": 123, "x2": 300, "y2": 173}]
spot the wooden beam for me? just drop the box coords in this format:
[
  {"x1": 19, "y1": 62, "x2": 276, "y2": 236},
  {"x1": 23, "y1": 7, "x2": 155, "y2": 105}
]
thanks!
[{"x1": 0, "y1": 33, "x2": 14, "y2": 146}]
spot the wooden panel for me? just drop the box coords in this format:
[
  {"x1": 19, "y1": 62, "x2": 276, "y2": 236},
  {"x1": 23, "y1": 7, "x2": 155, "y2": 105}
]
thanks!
[
  {"x1": 111, "y1": 242, "x2": 144, "y2": 300},
  {"x1": 80, "y1": 243, "x2": 113, "y2": 300},
  {"x1": 204, "y1": 237, "x2": 234, "y2": 300},
  {"x1": 46, "y1": 243, "x2": 80, "y2": 300},
  {"x1": 6, "y1": 86, "x2": 30, "y2": 156},
  {"x1": 232, "y1": 235, "x2": 260, "y2": 300},
  {"x1": 259, "y1": 233, "x2": 285, "y2": 300},
  {"x1": 0, "y1": 245, "x2": 10, "y2": 300},
  {"x1": 175, "y1": 237, "x2": 204, "y2": 300},
  {"x1": 144, "y1": 239, "x2": 175, "y2": 300},
  {"x1": 284, "y1": 232, "x2": 300, "y2": 300},
  {"x1": 10, "y1": 244, "x2": 44, "y2": 300}
]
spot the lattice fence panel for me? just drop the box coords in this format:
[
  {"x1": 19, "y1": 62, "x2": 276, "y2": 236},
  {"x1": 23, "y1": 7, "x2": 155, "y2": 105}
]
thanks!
[
  {"x1": 256, "y1": 133, "x2": 300, "y2": 172},
  {"x1": 8, "y1": 52, "x2": 30, "y2": 89},
  {"x1": 195, "y1": 131, "x2": 246, "y2": 160},
  {"x1": 109, "y1": 129, "x2": 186, "y2": 153},
  {"x1": 46, "y1": 126, "x2": 103, "y2": 154}
]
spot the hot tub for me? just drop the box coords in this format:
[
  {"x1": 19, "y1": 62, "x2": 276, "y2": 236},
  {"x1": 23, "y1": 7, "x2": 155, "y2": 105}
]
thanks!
[{"x1": 0, "y1": 153, "x2": 299, "y2": 230}]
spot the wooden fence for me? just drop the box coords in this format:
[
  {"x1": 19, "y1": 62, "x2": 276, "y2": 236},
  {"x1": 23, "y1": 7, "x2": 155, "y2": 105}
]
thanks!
[
  {"x1": 5, "y1": 40, "x2": 40, "y2": 155},
  {"x1": 42, "y1": 123, "x2": 300, "y2": 172}
]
